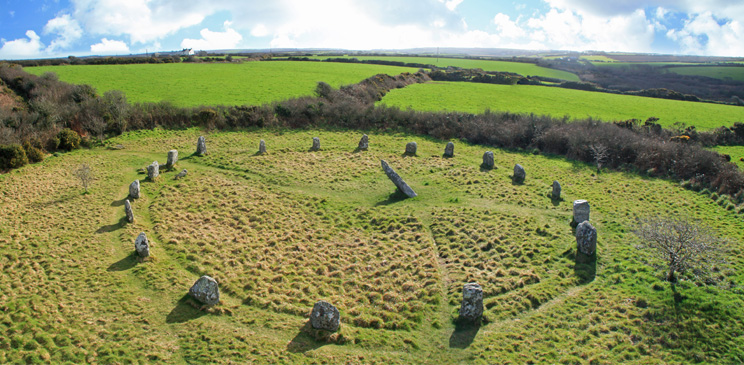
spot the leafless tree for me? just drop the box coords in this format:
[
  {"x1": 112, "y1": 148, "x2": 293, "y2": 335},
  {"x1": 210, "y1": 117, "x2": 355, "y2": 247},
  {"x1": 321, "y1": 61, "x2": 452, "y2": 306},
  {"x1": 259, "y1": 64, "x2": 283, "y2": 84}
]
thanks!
[
  {"x1": 73, "y1": 163, "x2": 94, "y2": 194},
  {"x1": 633, "y1": 217, "x2": 731, "y2": 285},
  {"x1": 589, "y1": 143, "x2": 609, "y2": 173}
]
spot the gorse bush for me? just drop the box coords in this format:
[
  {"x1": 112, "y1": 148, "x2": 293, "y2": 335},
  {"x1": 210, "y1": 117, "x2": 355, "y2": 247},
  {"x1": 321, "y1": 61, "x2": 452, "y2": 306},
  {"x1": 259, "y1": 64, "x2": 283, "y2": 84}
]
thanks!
[
  {"x1": 0, "y1": 144, "x2": 28, "y2": 169},
  {"x1": 58, "y1": 129, "x2": 81, "y2": 151},
  {"x1": 22, "y1": 140, "x2": 44, "y2": 163}
]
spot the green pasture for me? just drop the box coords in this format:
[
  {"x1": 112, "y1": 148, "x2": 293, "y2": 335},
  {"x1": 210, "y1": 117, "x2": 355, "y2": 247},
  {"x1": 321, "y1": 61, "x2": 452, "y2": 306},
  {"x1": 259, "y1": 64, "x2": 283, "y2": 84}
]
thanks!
[
  {"x1": 25, "y1": 62, "x2": 419, "y2": 107},
  {"x1": 379, "y1": 82, "x2": 744, "y2": 130},
  {"x1": 712, "y1": 145, "x2": 744, "y2": 169},
  {"x1": 667, "y1": 66, "x2": 744, "y2": 82}
]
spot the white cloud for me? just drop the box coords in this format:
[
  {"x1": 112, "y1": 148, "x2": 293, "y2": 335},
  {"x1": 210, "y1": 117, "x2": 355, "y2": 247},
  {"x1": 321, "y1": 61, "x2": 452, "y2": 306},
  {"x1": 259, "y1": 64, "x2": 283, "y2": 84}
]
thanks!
[
  {"x1": 90, "y1": 38, "x2": 130, "y2": 54},
  {"x1": 493, "y1": 13, "x2": 526, "y2": 38},
  {"x1": 0, "y1": 31, "x2": 45, "y2": 59},
  {"x1": 445, "y1": 0, "x2": 464, "y2": 11},
  {"x1": 251, "y1": 24, "x2": 269, "y2": 37},
  {"x1": 668, "y1": 12, "x2": 744, "y2": 56},
  {"x1": 181, "y1": 21, "x2": 243, "y2": 50},
  {"x1": 44, "y1": 14, "x2": 84, "y2": 52}
]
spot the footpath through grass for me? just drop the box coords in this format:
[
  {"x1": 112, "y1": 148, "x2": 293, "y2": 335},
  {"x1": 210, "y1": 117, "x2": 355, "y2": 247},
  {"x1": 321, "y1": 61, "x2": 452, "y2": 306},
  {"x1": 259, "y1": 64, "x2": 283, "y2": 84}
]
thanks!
[
  {"x1": 379, "y1": 81, "x2": 744, "y2": 130},
  {"x1": 0, "y1": 128, "x2": 742, "y2": 363}
]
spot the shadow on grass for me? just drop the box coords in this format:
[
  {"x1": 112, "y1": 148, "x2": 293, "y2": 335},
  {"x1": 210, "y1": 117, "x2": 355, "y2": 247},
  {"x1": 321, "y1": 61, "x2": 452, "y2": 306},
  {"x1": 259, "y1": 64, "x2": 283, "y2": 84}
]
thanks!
[
  {"x1": 96, "y1": 216, "x2": 128, "y2": 234},
  {"x1": 479, "y1": 165, "x2": 495, "y2": 172},
  {"x1": 449, "y1": 321, "x2": 481, "y2": 348},
  {"x1": 107, "y1": 252, "x2": 138, "y2": 272},
  {"x1": 166, "y1": 294, "x2": 208, "y2": 324},
  {"x1": 110, "y1": 197, "x2": 127, "y2": 207},
  {"x1": 550, "y1": 195, "x2": 562, "y2": 207},
  {"x1": 574, "y1": 252, "x2": 597, "y2": 284},
  {"x1": 375, "y1": 190, "x2": 410, "y2": 206},
  {"x1": 287, "y1": 322, "x2": 327, "y2": 354}
]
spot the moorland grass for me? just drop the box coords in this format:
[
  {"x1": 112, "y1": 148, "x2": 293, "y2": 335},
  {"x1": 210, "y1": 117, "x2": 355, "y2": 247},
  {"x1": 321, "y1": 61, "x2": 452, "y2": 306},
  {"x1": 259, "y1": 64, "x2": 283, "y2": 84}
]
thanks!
[
  {"x1": 379, "y1": 81, "x2": 744, "y2": 130},
  {"x1": 24, "y1": 62, "x2": 419, "y2": 107},
  {"x1": 0, "y1": 128, "x2": 742, "y2": 363}
]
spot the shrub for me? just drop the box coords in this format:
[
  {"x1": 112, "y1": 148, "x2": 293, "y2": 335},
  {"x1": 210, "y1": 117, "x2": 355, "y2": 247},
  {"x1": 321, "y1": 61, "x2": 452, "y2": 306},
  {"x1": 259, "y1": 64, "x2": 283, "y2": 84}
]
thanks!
[
  {"x1": 22, "y1": 140, "x2": 44, "y2": 163},
  {"x1": 58, "y1": 129, "x2": 81, "y2": 151},
  {"x1": 0, "y1": 144, "x2": 28, "y2": 169}
]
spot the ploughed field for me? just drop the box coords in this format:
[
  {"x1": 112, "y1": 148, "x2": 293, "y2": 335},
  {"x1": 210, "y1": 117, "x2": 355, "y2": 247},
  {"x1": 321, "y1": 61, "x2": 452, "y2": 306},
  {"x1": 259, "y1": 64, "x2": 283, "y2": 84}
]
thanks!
[
  {"x1": 379, "y1": 81, "x2": 744, "y2": 130},
  {"x1": 1, "y1": 128, "x2": 742, "y2": 363},
  {"x1": 24, "y1": 62, "x2": 419, "y2": 107}
]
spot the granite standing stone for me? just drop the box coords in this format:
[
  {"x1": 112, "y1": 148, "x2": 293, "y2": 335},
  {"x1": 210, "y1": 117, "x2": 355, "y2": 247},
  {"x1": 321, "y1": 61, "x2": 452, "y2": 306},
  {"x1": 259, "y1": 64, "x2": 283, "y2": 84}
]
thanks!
[
  {"x1": 358, "y1": 134, "x2": 369, "y2": 150},
  {"x1": 166, "y1": 149, "x2": 178, "y2": 169},
  {"x1": 189, "y1": 275, "x2": 220, "y2": 307},
  {"x1": 310, "y1": 300, "x2": 341, "y2": 332},
  {"x1": 135, "y1": 232, "x2": 150, "y2": 258},
  {"x1": 513, "y1": 164, "x2": 526, "y2": 183},
  {"x1": 444, "y1": 142, "x2": 455, "y2": 158},
  {"x1": 459, "y1": 282, "x2": 484, "y2": 323},
  {"x1": 129, "y1": 180, "x2": 140, "y2": 199},
  {"x1": 311, "y1": 137, "x2": 321, "y2": 151},
  {"x1": 576, "y1": 221, "x2": 597, "y2": 256},
  {"x1": 552, "y1": 180, "x2": 561, "y2": 200},
  {"x1": 405, "y1": 142, "x2": 417, "y2": 155},
  {"x1": 125, "y1": 199, "x2": 134, "y2": 223},
  {"x1": 381, "y1": 160, "x2": 417, "y2": 198},
  {"x1": 147, "y1": 161, "x2": 159, "y2": 180},
  {"x1": 196, "y1": 136, "x2": 207, "y2": 156},
  {"x1": 258, "y1": 139, "x2": 266, "y2": 155},
  {"x1": 573, "y1": 200, "x2": 590, "y2": 224},
  {"x1": 175, "y1": 169, "x2": 188, "y2": 180},
  {"x1": 481, "y1": 151, "x2": 494, "y2": 170}
]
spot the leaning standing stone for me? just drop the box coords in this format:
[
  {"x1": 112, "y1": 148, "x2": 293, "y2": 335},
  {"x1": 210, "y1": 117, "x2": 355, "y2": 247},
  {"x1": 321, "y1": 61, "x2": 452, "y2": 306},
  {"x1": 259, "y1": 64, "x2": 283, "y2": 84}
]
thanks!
[
  {"x1": 513, "y1": 164, "x2": 526, "y2": 183},
  {"x1": 459, "y1": 282, "x2": 483, "y2": 323},
  {"x1": 174, "y1": 169, "x2": 188, "y2": 180},
  {"x1": 189, "y1": 275, "x2": 220, "y2": 307},
  {"x1": 573, "y1": 200, "x2": 590, "y2": 224},
  {"x1": 258, "y1": 139, "x2": 266, "y2": 155},
  {"x1": 147, "y1": 161, "x2": 159, "y2": 180},
  {"x1": 196, "y1": 136, "x2": 207, "y2": 156},
  {"x1": 310, "y1": 300, "x2": 341, "y2": 332},
  {"x1": 444, "y1": 142, "x2": 454, "y2": 158},
  {"x1": 358, "y1": 134, "x2": 369, "y2": 151},
  {"x1": 381, "y1": 160, "x2": 417, "y2": 198},
  {"x1": 552, "y1": 180, "x2": 561, "y2": 200},
  {"x1": 481, "y1": 151, "x2": 494, "y2": 169},
  {"x1": 576, "y1": 221, "x2": 597, "y2": 256},
  {"x1": 311, "y1": 137, "x2": 320, "y2": 151},
  {"x1": 129, "y1": 180, "x2": 140, "y2": 199},
  {"x1": 135, "y1": 232, "x2": 150, "y2": 258},
  {"x1": 166, "y1": 150, "x2": 178, "y2": 169},
  {"x1": 405, "y1": 142, "x2": 417, "y2": 156},
  {"x1": 124, "y1": 199, "x2": 134, "y2": 223}
]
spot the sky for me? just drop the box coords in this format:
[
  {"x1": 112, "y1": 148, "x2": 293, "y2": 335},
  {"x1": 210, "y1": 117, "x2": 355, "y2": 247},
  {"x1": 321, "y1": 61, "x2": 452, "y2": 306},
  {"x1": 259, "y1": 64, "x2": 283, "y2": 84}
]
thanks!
[{"x1": 1, "y1": 0, "x2": 743, "y2": 59}]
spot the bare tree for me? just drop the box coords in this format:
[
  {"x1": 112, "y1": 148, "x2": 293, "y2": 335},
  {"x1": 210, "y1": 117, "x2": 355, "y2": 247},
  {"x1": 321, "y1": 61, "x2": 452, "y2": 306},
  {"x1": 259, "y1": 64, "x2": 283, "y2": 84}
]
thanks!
[
  {"x1": 634, "y1": 217, "x2": 731, "y2": 285},
  {"x1": 589, "y1": 143, "x2": 609, "y2": 173},
  {"x1": 73, "y1": 163, "x2": 94, "y2": 194}
]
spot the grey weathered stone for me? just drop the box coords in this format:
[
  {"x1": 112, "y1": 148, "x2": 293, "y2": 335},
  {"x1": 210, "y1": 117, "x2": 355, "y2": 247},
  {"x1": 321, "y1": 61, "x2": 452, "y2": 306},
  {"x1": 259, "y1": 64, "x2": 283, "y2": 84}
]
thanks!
[
  {"x1": 381, "y1": 160, "x2": 417, "y2": 198},
  {"x1": 481, "y1": 151, "x2": 494, "y2": 169},
  {"x1": 125, "y1": 199, "x2": 134, "y2": 223},
  {"x1": 444, "y1": 142, "x2": 454, "y2": 158},
  {"x1": 310, "y1": 300, "x2": 340, "y2": 332},
  {"x1": 358, "y1": 134, "x2": 369, "y2": 150},
  {"x1": 513, "y1": 164, "x2": 526, "y2": 183},
  {"x1": 459, "y1": 282, "x2": 483, "y2": 323},
  {"x1": 129, "y1": 180, "x2": 140, "y2": 199},
  {"x1": 576, "y1": 221, "x2": 597, "y2": 256},
  {"x1": 258, "y1": 139, "x2": 266, "y2": 155},
  {"x1": 311, "y1": 137, "x2": 320, "y2": 151},
  {"x1": 552, "y1": 180, "x2": 561, "y2": 200},
  {"x1": 135, "y1": 232, "x2": 150, "y2": 258},
  {"x1": 174, "y1": 169, "x2": 188, "y2": 180},
  {"x1": 573, "y1": 200, "x2": 590, "y2": 224},
  {"x1": 196, "y1": 136, "x2": 207, "y2": 156},
  {"x1": 147, "y1": 161, "x2": 159, "y2": 180},
  {"x1": 166, "y1": 150, "x2": 178, "y2": 169},
  {"x1": 189, "y1": 275, "x2": 220, "y2": 307},
  {"x1": 405, "y1": 142, "x2": 417, "y2": 155}
]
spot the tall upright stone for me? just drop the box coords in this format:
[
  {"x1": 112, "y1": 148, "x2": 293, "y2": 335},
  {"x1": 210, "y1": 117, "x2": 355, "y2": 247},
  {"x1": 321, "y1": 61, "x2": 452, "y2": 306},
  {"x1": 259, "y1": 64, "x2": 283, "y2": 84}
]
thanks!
[
  {"x1": 576, "y1": 221, "x2": 597, "y2": 256},
  {"x1": 310, "y1": 300, "x2": 341, "y2": 332},
  {"x1": 358, "y1": 134, "x2": 369, "y2": 151},
  {"x1": 459, "y1": 282, "x2": 483, "y2": 323},
  {"x1": 552, "y1": 180, "x2": 561, "y2": 200},
  {"x1": 573, "y1": 200, "x2": 590, "y2": 224},
  {"x1": 189, "y1": 275, "x2": 220, "y2": 307},
  {"x1": 129, "y1": 180, "x2": 140, "y2": 199},
  {"x1": 444, "y1": 142, "x2": 455, "y2": 158},
  {"x1": 513, "y1": 164, "x2": 526, "y2": 183},
  {"x1": 147, "y1": 161, "x2": 159, "y2": 180},
  {"x1": 258, "y1": 139, "x2": 266, "y2": 155},
  {"x1": 124, "y1": 199, "x2": 134, "y2": 223},
  {"x1": 134, "y1": 232, "x2": 150, "y2": 258},
  {"x1": 311, "y1": 137, "x2": 321, "y2": 151},
  {"x1": 481, "y1": 151, "x2": 494, "y2": 170},
  {"x1": 405, "y1": 142, "x2": 417, "y2": 156},
  {"x1": 196, "y1": 136, "x2": 207, "y2": 156},
  {"x1": 381, "y1": 160, "x2": 417, "y2": 198},
  {"x1": 166, "y1": 150, "x2": 178, "y2": 169}
]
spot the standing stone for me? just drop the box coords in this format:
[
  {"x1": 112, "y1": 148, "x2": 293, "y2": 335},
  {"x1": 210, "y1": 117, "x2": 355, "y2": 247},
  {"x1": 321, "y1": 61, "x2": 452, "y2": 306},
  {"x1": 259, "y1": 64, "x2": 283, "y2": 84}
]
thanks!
[
  {"x1": 552, "y1": 180, "x2": 561, "y2": 200},
  {"x1": 444, "y1": 142, "x2": 455, "y2": 158},
  {"x1": 459, "y1": 282, "x2": 484, "y2": 323},
  {"x1": 310, "y1": 300, "x2": 341, "y2": 332},
  {"x1": 166, "y1": 150, "x2": 178, "y2": 169},
  {"x1": 129, "y1": 180, "x2": 140, "y2": 199},
  {"x1": 189, "y1": 275, "x2": 220, "y2": 307},
  {"x1": 405, "y1": 142, "x2": 417, "y2": 156},
  {"x1": 124, "y1": 199, "x2": 134, "y2": 223},
  {"x1": 481, "y1": 151, "x2": 494, "y2": 170},
  {"x1": 311, "y1": 137, "x2": 321, "y2": 151},
  {"x1": 147, "y1": 161, "x2": 159, "y2": 180},
  {"x1": 576, "y1": 221, "x2": 597, "y2": 256},
  {"x1": 196, "y1": 136, "x2": 207, "y2": 156},
  {"x1": 258, "y1": 139, "x2": 267, "y2": 155},
  {"x1": 573, "y1": 200, "x2": 590, "y2": 224},
  {"x1": 381, "y1": 160, "x2": 417, "y2": 198},
  {"x1": 513, "y1": 164, "x2": 526, "y2": 183},
  {"x1": 134, "y1": 232, "x2": 150, "y2": 258},
  {"x1": 358, "y1": 134, "x2": 369, "y2": 151},
  {"x1": 174, "y1": 169, "x2": 188, "y2": 180}
]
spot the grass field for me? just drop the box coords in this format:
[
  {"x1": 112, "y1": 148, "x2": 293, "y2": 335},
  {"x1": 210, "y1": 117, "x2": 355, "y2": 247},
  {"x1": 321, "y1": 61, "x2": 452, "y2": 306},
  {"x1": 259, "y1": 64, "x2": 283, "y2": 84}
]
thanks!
[
  {"x1": 0, "y1": 127, "x2": 742, "y2": 363},
  {"x1": 24, "y1": 62, "x2": 419, "y2": 107},
  {"x1": 712, "y1": 145, "x2": 744, "y2": 169},
  {"x1": 301, "y1": 55, "x2": 579, "y2": 81},
  {"x1": 379, "y1": 81, "x2": 744, "y2": 130},
  {"x1": 667, "y1": 66, "x2": 744, "y2": 82}
]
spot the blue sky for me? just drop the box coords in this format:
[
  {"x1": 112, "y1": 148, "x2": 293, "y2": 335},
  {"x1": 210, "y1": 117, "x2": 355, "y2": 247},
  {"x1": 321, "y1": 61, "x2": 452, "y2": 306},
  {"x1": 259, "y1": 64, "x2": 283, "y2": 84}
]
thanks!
[{"x1": 1, "y1": 0, "x2": 743, "y2": 59}]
